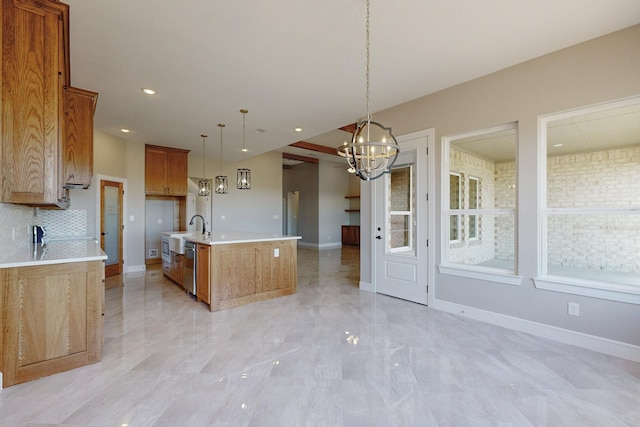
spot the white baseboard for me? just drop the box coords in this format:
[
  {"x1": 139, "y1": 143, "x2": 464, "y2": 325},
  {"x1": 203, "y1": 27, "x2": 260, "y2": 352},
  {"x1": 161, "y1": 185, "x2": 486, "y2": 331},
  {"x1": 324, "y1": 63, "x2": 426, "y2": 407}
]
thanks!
[
  {"x1": 125, "y1": 264, "x2": 146, "y2": 274},
  {"x1": 431, "y1": 299, "x2": 640, "y2": 363},
  {"x1": 359, "y1": 281, "x2": 374, "y2": 292},
  {"x1": 298, "y1": 241, "x2": 342, "y2": 249}
]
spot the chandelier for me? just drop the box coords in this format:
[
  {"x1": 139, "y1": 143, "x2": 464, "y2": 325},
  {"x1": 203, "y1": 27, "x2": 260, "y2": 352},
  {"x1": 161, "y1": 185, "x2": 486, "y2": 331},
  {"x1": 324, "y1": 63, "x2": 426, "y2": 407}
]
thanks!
[
  {"x1": 237, "y1": 109, "x2": 251, "y2": 190},
  {"x1": 197, "y1": 134, "x2": 211, "y2": 196},
  {"x1": 215, "y1": 123, "x2": 228, "y2": 194},
  {"x1": 337, "y1": 0, "x2": 399, "y2": 180}
]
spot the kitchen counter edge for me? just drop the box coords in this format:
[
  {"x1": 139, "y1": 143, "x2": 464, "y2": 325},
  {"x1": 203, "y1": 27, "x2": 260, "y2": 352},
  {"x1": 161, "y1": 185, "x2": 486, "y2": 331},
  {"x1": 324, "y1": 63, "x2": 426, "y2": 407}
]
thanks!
[
  {"x1": 184, "y1": 232, "x2": 302, "y2": 246},
  {"x1": 0, "y1": 239, "x2": 107, "y2": 269}
]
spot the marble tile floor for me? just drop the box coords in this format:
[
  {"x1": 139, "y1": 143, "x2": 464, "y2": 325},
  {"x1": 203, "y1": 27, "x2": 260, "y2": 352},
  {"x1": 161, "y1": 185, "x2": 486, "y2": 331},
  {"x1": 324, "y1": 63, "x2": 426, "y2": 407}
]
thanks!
[{"x1": 1, "y1": 246, "x2": 640, "y2": 426}]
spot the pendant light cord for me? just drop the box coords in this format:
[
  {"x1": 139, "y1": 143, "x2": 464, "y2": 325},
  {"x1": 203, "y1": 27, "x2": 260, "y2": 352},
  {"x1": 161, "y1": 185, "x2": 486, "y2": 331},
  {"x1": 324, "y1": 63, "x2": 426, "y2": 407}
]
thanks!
[
  {"x1": 201, "y1": 134, "x2": 207, "y2": 178},
  {"x1": 218, "y1": 124, "x2": 225, "y2": 174},
  {"x1": 365, "y1": 0, "x2": 371, "y2": 141}
]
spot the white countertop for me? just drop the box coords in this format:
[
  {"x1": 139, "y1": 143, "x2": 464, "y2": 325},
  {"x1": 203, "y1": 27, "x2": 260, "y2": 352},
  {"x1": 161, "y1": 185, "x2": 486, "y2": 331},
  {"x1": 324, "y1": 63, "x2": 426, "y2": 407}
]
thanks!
[
  {"x1": 183, "y1": 230, "x2": 301, "y2": 246},
  {"x1": 0, "y1": 239, "x2": 107, "y2": 268}
]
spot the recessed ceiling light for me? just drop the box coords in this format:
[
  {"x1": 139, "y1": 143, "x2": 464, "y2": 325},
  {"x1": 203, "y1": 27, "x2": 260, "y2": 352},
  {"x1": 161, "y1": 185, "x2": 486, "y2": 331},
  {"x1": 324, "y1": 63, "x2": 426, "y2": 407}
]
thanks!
[
  {"x1": 241, "y1": 148, "x2": 248, "y2": 152},
  {"x1": 553, "y1": 143, "x2": 564, "y2": 148},
  {"x1": 120, "y1": 128, "x2": 131, "y2": 133},
  {"x1": 294, "y1": 127, "x2": 303, "y2": 132},
  {"x1": 141, "y1": 88, "x2": 156, "y2": 95}
]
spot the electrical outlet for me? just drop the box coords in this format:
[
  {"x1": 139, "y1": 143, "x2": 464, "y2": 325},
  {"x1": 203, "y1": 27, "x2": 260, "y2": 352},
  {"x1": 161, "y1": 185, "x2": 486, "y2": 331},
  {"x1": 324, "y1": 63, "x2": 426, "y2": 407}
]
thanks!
[
  {"x1": 568, "y1": 302, "x2": 580, "y2": 316},
  {"x1": 274, "y1": 248, "x2": 279, "y2": 257}
]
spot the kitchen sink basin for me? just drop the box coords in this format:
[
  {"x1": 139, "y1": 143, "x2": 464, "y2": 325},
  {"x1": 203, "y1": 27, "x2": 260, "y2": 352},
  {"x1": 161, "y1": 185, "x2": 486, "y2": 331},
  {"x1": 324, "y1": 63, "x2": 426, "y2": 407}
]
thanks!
[{"x1": 169, "y1": 233, "x2": 193, "y2": 254}]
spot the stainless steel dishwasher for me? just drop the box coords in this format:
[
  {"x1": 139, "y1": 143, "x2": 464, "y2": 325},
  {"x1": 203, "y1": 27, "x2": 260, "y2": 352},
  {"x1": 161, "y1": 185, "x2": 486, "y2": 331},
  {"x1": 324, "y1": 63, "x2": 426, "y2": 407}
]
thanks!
[{"x1": 182, "y1": 241, "x2": 196, "y2": 295}]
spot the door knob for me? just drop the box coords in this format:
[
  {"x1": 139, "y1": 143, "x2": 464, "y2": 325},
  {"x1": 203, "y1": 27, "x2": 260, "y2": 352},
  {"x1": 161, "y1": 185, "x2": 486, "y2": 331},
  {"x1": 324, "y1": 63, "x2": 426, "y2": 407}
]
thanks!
[{"x1": 376, "y1": 235, "x2": 382, "y2": 240}]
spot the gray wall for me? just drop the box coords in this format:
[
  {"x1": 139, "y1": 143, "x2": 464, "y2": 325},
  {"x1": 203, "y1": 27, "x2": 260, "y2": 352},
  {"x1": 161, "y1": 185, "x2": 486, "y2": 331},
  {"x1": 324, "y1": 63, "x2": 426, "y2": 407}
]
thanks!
[
  {"x1": 209, "y1": 151, "x2": 283, "y2": 234},
  {"x1": 283, "y1": 162, "x2": 319, "y2": 244},
  {"x1": 318, "y1": 161, "x2": 350, "y2": 247},
  {"x1": 362, "y1": 25, "x2": 640, "y2": 345}
]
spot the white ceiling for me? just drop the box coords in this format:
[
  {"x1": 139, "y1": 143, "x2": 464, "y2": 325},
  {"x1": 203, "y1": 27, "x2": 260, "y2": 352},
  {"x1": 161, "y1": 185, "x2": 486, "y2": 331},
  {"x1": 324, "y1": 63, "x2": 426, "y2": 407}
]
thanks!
[{"x1": 65, "y1": 0, "x2": 640, "y2": 164}]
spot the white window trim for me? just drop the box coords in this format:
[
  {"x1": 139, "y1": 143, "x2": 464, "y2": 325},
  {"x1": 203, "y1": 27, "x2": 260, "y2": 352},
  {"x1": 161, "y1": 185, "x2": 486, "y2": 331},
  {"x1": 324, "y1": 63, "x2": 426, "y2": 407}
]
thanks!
[
  {"x1": 441, "y1": 123, "x2": 519, "y2": 284},
  {"x1": 537, "y1": 96, "x2": 640, "y2": 304}
]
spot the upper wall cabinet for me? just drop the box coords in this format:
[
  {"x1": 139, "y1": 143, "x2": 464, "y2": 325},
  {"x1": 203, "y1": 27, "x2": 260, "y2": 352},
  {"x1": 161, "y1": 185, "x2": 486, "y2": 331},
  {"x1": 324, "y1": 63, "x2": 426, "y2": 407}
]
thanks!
[
  {"x1": 1, "y1": 0, "x2": 97, "y2": 208},
  {"x1": 63, "y1": 87, "x2": 98, "y2": 189},
  {"x1": 145, "y1": 145, "x2": 189, "y2": 196}
]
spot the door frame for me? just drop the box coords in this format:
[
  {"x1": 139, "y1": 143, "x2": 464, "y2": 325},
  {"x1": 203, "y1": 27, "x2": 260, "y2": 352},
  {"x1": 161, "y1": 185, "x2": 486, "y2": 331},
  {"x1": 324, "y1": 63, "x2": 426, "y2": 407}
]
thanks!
[
  {"x1": 365, "y1": 128, "x2": 435, "y2": 306},
  {"x1": 95, "y1": 174, "x2": 127, "y2": 276}
]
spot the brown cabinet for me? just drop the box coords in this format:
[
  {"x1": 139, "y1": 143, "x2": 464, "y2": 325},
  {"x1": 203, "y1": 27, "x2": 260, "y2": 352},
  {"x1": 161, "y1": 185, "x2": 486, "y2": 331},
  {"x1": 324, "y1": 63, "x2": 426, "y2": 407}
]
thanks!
[
  {"x1": 145, "y1": 145, "x2": 189, "y2": 196},
  {"x1": 208, "y1": 240, "x2": 297, "y2": 312},
  {"x1": 196, "y1": 244, "x2": 210, "y2": 304},
  {"x1": 342, "y1": 225, "x2": 360, "y2": 246},
  {"x1": 163, "y1": 252, "x2": 184, "y2": 285},
  {"x1": 63, "y1": 87, "x2": 98, "y2": 188},
  {"x1": 0, "y1": 260, "x2": 104, "y2": 388},
  {"x1": 1, "y1": 0, "x2": 97, "y2": 207}
]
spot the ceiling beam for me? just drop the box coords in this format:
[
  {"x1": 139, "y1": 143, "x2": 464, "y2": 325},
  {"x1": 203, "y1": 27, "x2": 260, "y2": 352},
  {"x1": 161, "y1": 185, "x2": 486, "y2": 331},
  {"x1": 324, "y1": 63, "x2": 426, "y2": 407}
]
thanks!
[
  {"x1": 282, "y1": 152, "x2": 319, "y2": 164},
  {"x1": 288, "y1": 141, "x2": 338, "y2": 156},
  {"x1": 338, "y1": 123, "x2": 357, "y2": 134}
]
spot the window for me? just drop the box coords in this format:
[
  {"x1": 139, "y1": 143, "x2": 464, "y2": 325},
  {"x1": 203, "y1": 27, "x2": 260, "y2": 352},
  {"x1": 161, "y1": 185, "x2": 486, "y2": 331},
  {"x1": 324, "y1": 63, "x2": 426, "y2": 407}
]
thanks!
[
  {"x1": 535, "y1": 97, "x2": 640, "y2": 303},
  {"x1": 449, "y1": 173, "x2": 461, "y2": 243},
  {"x1": 440, "y1": 123, "x2": 519, "y2": 285},
  {"x1": 389, "y1": 164, "x2": 415, "y2": 254},
  {"x1": 468, "y1": 176, "x2": 479, "y2": 240}
]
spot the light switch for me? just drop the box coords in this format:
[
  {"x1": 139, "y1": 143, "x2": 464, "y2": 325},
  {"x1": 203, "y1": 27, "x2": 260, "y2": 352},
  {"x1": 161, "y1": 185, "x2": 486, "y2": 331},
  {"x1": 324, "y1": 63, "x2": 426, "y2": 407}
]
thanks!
[
  {"x1": 129, "y1": 215, "x2": 135, "y2": 222},
  {"x1": 274, "y1": 248, "x2": 279, "y2": 257}
]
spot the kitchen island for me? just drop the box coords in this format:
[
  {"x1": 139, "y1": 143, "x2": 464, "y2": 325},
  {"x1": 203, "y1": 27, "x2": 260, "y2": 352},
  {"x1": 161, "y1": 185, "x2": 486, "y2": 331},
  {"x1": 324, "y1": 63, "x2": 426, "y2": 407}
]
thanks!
[
  {"x1": 184, "y1": 231, "x2": 301, "y2": 312},
  {"x1": 0, "y1": 240, "x2": 107, "y2": 388}
]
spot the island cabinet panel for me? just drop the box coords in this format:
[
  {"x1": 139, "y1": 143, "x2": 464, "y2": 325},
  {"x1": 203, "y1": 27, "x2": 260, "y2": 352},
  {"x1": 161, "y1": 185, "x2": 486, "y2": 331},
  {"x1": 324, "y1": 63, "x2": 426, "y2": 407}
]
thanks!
[
  {"x1": 208, "y1": 240, "x2": 297, "y2": 312},
  {"x1": 195, "y1": 244, "x2": 210, "y2": 304},
  {"x1": 0, "y1": 260, "x2": 104, "y2": 388}
]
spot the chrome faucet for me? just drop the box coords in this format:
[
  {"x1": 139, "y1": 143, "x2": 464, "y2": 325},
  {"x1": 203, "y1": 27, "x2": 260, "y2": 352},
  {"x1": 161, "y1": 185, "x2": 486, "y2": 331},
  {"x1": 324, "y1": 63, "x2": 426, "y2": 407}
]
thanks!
[{"x1": 189, "y1": 214, "x2": 208, "y2": 236}]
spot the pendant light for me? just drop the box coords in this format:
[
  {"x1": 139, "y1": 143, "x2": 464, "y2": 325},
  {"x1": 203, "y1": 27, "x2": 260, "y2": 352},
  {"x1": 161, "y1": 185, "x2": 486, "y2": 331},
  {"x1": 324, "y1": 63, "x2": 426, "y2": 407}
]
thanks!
[
  {"x1": 237, "y1": 109, "x2": 251, "y2": 190},
  {"x1": 215, "y1": 123, "x2": 228, "y2": 194},
  {"x1": 198, "y1": 134, "x2": 211, "y2": 196},
  {"x1": 337, "y1": 0, "x2": 399, "y2": 181}
]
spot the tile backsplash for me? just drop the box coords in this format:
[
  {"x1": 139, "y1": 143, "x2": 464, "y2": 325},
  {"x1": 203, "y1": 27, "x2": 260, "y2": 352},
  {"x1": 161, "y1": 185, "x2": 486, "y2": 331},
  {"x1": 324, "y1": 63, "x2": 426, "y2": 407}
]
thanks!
[
  {"x1": 36, "y1": 208, "x2": 88, "y2": 239},
  {"x1": 0, "y1": 204, "x2": 89, "y2": 253},
  {"x1": 0, "y1": 203, "x2": 37, "y2": 257}
]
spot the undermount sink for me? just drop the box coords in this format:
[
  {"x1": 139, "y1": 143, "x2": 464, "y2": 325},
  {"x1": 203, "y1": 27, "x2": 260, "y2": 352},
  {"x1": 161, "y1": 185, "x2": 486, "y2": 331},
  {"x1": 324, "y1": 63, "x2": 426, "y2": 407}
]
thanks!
[{"x1": 169, "y1": 233, "x2": 193, "y2": 254}]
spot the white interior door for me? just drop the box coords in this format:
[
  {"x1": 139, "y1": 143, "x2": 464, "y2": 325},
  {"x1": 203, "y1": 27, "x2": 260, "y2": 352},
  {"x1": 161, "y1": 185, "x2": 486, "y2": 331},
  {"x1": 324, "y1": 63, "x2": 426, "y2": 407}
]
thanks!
[{"x1": 374, "y1": 131, "x2": 429, "y2": 304}]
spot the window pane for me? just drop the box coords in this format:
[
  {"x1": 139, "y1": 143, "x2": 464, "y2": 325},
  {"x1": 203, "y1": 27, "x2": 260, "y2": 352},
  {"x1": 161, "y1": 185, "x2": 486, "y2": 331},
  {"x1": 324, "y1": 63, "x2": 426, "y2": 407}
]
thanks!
[
  {"x1": 469, "y1": 177, "x2": 479, "y2": 209},
  {"x1": 469, "y1": 214, "x2": 478, "y2": 239},
  {"x1": 449, "y1": 213, "x2": 515, "y2": 269},
  {"x1": 390, "y1": 215, "x2": 410, "y2": 250},
  {"x1": 388, "y1": 162, "x2": 415, "y2": 256},
  {"x1": 547, "y1": 214, "x2": 640, "y2": 285},
  {"x1": 450, "y1": 214, "x2": 460, "y2": 242},
  {"x1": 449, "y1": 173, "x2": 460, "y2": 209},
  {"x1": 391, "y1": 167, "x2": 411, "y2": 211}
]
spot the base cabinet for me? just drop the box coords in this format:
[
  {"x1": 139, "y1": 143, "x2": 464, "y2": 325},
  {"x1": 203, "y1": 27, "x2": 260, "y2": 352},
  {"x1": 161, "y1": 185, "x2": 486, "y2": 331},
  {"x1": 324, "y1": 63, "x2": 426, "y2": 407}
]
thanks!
[
  {"x1": 206, "y1": 240, "x2": 297, "y2": 312},
  {"x1": 162, "y1": 252, "x2": 184, "y2": 286},
  {"x1": 196, "y1": 244, "x2": 210, "y2": 304},
  {"x1": 341, "y1": 225, "x2": 360, "y2": 246},
  {"x1": 0, "y1": 260, "x2": 104, "y2": 388}
]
